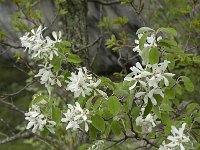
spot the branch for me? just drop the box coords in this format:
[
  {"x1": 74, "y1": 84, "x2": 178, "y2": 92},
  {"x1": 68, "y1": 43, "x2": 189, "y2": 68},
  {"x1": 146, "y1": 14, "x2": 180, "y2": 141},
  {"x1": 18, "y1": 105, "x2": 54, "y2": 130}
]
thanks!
[
  {"x1": 74, "y1": 36, "x2": 102, "y2": 52},
  {"x1": 0, "y1": 99, "x2": 24, "y2": 114},
  {"x1": 1, "y1": 81, "x2": 34, "y2": 97},
  {"x1": 104, "y1": 137, "x2": 127, "y2": 150},
  {"x1": 0, "y1": 41, "x2": 23, "y2": 49},
  {"x1": 0, "y1": 131, "x2": 32, "y2": 144},
  {"x1": 88, "y1": 0, "x2": 120, "y2": 5}
]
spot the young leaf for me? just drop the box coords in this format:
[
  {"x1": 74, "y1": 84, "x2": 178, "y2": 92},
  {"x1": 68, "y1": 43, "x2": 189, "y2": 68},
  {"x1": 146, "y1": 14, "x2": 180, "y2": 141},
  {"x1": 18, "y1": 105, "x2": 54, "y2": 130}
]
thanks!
[
  {"x1": 149, "y1": 48, "x2": 159, "y2": 64},
  {"x1": 181, "y1": 76, "x2": 194, "y2": 92},
  {"x1": 91, "y1": 115, "x2": 105, "y2": 131},
  {"x1": 131, "y1": 107, "x2": 140, "y2": 118},
  {"x1": 52, "y1": 107, "x2": 61, "y2": 124},
  {"x1": 136, "y1": 27, "x2": 154, "y2": 34},
  {"x1": 158, "y1": 39, "x2": 177, "y2": 47},
  {"x1": 108, "y1": 96, "x2": 121, "y2": 115},
  {"x1": 186, "y1": 103, "x2": 198, "y2": 114},
  {"x1": 67, "y1": 54, "x2": 81, "y2": 64},
  {"x1": 139, "y1": 33, "x2": 148, "y2": 49},
  {"x1": 141, "y1": 47, "x2": 150, "y2": 65},
  {"x1": 111, "y1": 120, "x2": 121, "y2": 135},
  {"x1": 160, "y1": 104, "x2": 173, "y2": 112},
  {"x1": 157, "y1": 27, "x2": 177, "y2": 37},
  {"x1": 89, "y1": 125, "x2": 97, "y2": 140},
  {"x1": 143, "y1": 100, "x2": 153, "y2": 117}
]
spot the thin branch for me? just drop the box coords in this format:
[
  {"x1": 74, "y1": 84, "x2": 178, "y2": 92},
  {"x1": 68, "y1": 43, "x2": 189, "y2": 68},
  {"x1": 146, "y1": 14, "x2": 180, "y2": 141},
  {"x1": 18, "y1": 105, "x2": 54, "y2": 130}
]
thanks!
[
  {"x1": 88, "y1": 0, "x2": 120, "y2": 5},
  {"x1": 0, "y1": 131, "x2": 32, "y2": 144},
  {"x1": 1, "y1": 81, "x2": 34, "y2": 97},
  {"x1": 0, "y1": 41, "x2": 23, "y2": 49},
  {"x1": 74, "y1": 36, "x2": 102, "y2": 52},
  {"x1": 0, "y1": 99, "x2": 24, "y2": 114},
  {"x1": 104, "y1": 137, "x2": 127, "y2": 150},
  {"x1": 130, "y1": 2, "x2": 146, "y2": 26},
  {"x1": 90, "y1": 5, "x2": 103, "y2": 67}
]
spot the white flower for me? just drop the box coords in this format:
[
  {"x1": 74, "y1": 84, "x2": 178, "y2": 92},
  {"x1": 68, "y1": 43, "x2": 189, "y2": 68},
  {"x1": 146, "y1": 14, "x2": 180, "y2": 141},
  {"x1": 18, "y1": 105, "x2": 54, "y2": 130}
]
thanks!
[
  {"x1": 20, "y1": 25, "x2": 62, "y2": 61},
  {"x1": 61, "y1": 102, "x2": 91, "y2": 132},
  {"x1": 133, "y1": 33, "x2": 162, "y2": 53},
  {"x1": 167, "y1": 123, "x2": 190, "y2": 150},
  {"x1": 125, "y1": 60, "x2": 175, "y2": 105},
  {"x1": 87, "y1": 140, "x2": 104, "y2": 150},
  {"x1": 136, "y1": 88, "x2": 164, "y2": 105},
  {"x1": 159, "y1": 123, "x2": 190, "y2": 150},
  {"x1": 124, "y1": 62, "x2": 152, "y2": 90},
  {"x1": 136, "y1": 108, "x2": 160, "y2": 133},
  {"x1": 66, "y1": 67, "x2": 101, "y2": 98},
  {"x1": 34, "y1": 63, "x2": 63, "y2": 95},
  {"x1": 25, "y1": 105, "x2": 56, "y2": 133},
  {"x1": 159, "y1": 141, "x2": 172, "y2": 150},
  {"x1": 25, "y1": 105, "x2": 46, "y2": 133}
]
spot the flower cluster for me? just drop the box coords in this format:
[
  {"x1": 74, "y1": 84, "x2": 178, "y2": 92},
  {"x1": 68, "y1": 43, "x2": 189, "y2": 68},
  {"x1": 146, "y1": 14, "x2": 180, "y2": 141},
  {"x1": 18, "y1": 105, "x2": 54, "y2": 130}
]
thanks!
[
  {"x1": 35, "y1": 63, "x2": 63, "y2": 95},
  {"x1": 133, "y1": 32, "x2": 162, "y2": 54},
  {"x1": 159, "y1": 123, "x2": 190, "y2": 150},
  {"x1": 20, "y1": 25, "x2": 61, "y2": 60},
  {"x1": 66, "y1": 67, "x2": 102, "y2": 98},
  {"x1": 125, "y1": 60, "x2": 175, "y2": 105},
  {"x1": 135, "y1": 108, "x2": 160, "y2": 133},
  {"x1": 25, "y1": 103, "x2": 56, "y2": 133},
  {"x1": 61, "y1": 102, "x2": 91, "y2": 132},
  {"x1": 87, "y1": 140, "x2": 104, "y2": 150}
]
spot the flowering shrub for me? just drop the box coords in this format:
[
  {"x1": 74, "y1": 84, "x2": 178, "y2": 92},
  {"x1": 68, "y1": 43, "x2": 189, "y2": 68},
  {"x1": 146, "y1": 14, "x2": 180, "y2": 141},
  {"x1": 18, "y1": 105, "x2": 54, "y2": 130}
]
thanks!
[{"x1": 20, "y1": 25, "x2": 198, "y2": 150}]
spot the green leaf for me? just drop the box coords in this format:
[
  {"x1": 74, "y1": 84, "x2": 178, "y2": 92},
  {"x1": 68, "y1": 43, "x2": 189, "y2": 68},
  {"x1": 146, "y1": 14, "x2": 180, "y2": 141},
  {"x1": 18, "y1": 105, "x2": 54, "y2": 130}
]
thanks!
[
  {"x1": 99, "y1": 77, "x2": 115, "y2": 90},
  {"x1": 78, "y1": 144, "x2": 88, "y2": 150},
  {"x1": 112, "y1": 17, "x2": 128, "y2": 25},
  {"x1": 165, "y1": 76, "x2": 176, "y2": 89},
  {"x1": 52, "y1": 57, "x2": 61, "y2": 72},
  {"x1": 102, "y1": 108, "x2": 113, "y2": 120},
  {"x1": 139, "y1": 33, "x2": 148, "y2": 49},
  {"x1": 181, "y1": 76, "x2": 194, "y2": 92},
  {"x1": 67, "y1": 54, "x2": 81, "y2": 64},
  {"x1": 52, "y1": 107, "x2": 61, "y2": 124},
  {"x1": 131, "y1": 107, "x2": 140, "y2": 118},
  {"x1": 152, "y1": 107, "x2": 161, "y2": 118},
  {"x1": 161, "y1": 113, "x2": 170, "y2": 125},
  {"x1": 108, "y1": 96, "x2": 121, "y2": 115},
  {"x1": 149, "y1": 48, "x2": 159, "y2": 64},
  {"x1": 160, "y1": 104, "x2": 173, "y2": 112},
  {"x1": 104, "y1": 123, "x2": 111, "y2": 138},
  {"x1": 99, "y1": 17, "x2": 110, "y2": 30},
  {"x1": 186, "y1": 103, "x2": 198, "y2": 114},
  {"x1": 62, "y1": 40, "x2": 71, "y2": 47},
  {"x1": 143, "y1": 100, "x2": 153, "y2": 117},
  {"x1": 158, "y1": 39, "x2": 177, "y2": 47},
  {"x1": 165, "y1": 88, "x2": 175, "y2": 99},
  {"x1": 141, "y1": 47, "x2": 150, "y2": 65},
  {"x1": 157, "y1": 27, "x2": 177, "y2": 37},
  {"x1": 136, "y1": 27, "x2": 154, "y2": 34},
  {"x1": 40, "y1": 128, "x2": 49, "y2": 137},
  {"x1": 111, "y1": 120, "x2": 121, "y2": 135},
  {"x1": 91, "y1": 115, "x2": 105, "y2": 131},
  {"x1": 174, "y1": 84, "x2": 182, "y2": 95},
  {"x1": 164, "y1": 53, "x2": 175, "y2": 70},
  {"x1": 89, "y1": 125, "x2": 97, "y2": 140}
]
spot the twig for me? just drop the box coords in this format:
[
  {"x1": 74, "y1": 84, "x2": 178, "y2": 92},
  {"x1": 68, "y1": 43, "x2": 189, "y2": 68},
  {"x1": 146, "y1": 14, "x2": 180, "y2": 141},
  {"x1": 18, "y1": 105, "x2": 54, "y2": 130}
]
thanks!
[
  {"x1": 88, "y1": 0, "x2": 120, "y2": 5},
  {"x1": 104, "y1": 137, "x2": 127, "y2": 150},
  {"x1": 0, "y1": 131, "x2": 32, "y2": 144},
  {"x1": 1, "y1": 81, "x2": 34, "y2": 96},
  {"x1": 130, "y1": 2, "x2": 146, "y2": 26},
  {"x1": 0, "y1": 41, "x2": 23, "y2": 49},
  {"x1": 0, "y1": 98, "x2": 24, "y2": 114},
  {"x1": 90, "y1": 5, "x2": 103, "y2": 67},
  {"x1": 74, "y1": 36, "x2": 102, "y2": 52}
]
